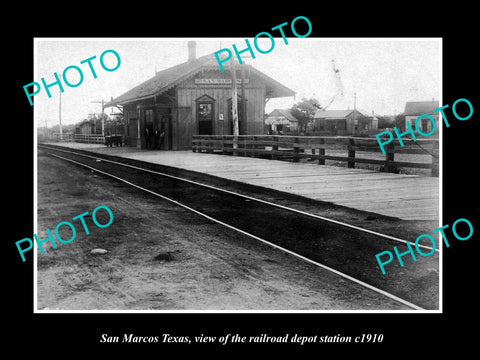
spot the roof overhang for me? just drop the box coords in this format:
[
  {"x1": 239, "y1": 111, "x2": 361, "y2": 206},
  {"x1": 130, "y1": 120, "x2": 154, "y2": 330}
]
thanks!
[{"x1": 105, "y1": 60, "x2": 296, "y2": 108}]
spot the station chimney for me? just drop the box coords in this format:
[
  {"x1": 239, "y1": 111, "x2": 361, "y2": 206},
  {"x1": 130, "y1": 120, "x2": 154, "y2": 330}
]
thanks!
[{"x1": 188, "y1": 41, "x2": 196, "y2": 61}]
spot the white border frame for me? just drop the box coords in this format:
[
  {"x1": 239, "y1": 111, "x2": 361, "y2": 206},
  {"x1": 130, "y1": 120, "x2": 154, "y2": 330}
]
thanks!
[{"x1": 33, "y1": 37, "x2": 443, "y2": 314}]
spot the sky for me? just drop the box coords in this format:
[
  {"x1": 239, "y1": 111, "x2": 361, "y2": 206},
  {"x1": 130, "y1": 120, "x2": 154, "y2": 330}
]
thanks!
[{"x1": 34, "y1": 38, "x2": 441, "y2": 127}]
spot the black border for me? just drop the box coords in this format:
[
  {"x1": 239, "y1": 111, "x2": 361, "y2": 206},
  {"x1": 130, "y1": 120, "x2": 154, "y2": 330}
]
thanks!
[{"x1": 7, "y1": 8, "x2": 478, "y2": 355}]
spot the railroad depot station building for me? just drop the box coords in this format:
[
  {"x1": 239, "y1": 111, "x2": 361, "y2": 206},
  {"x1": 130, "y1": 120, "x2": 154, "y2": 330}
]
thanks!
[{"x1": 105, "y1": 42, "x2": 295, "y2": 150}]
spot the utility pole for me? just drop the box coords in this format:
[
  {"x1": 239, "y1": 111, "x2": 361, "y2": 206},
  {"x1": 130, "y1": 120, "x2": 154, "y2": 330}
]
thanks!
[
  {"x1": 230, "y1": 59, "x2": 239, "y2": 151},
  {"x1": 91, "y1": 99, "x2": 105, "y2": 136},
  {"x1": 230, "y1": 55, "x2": 251, "y2": 153},
  {"x1": 230, "y1": 56, "x2": 251, "y2": 149},
  {"x1": 241, "y1": 64, "x2": 247, "y2": 131},
  {"x1": 353, "y1": 92, "x2": 357, "y2": 133},
  {"x1": 59, "y1": 90, "x2": 63, "y2": 141}
]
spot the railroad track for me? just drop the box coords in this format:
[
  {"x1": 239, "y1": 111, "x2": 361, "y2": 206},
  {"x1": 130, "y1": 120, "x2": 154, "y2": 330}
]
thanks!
[{"x1": 38, "y1": 144, "x2": 440, "y2": 311}]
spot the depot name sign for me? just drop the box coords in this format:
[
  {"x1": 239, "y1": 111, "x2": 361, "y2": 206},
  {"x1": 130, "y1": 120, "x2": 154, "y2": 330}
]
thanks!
[{"x1": 194, "y1": 78, "x2": 249, "y2": 85}]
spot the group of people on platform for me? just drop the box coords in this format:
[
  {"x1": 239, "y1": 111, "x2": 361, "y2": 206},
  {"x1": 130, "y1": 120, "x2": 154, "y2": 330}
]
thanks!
[{"x1": 144, "y1": 127, "x2": 165, "y2": 150}]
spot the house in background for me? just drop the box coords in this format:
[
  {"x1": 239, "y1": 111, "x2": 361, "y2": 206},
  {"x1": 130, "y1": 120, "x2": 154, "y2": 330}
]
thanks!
[
  {"x1": 404, "y1": 100, "x2": 439, "y2": 136},
  {"x1": 265, "y1": 109, "x2": 299, "y2": 134},
  {"x1": 312, "y1": 109, "x2": 378, "y2": 135}
]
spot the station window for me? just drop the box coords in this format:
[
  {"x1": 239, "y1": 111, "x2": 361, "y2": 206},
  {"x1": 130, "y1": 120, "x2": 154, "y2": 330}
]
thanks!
[
  {"x1": 197, "y1": 102, "x2": 214, "y2": 135},
  {"x1": 198, "y1": 103, "x2": 212, "y2": 121},
  {"x1": 195, "y1": 94, "x2": 216, "y2": 135}
]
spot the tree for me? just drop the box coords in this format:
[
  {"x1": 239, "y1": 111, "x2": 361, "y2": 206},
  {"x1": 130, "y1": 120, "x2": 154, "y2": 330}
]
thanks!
[
  {"x1": 377, "y1": 115, "x2": 394, "y2": 129},
  {"x1": 88, "y1": 113, "x2": 110, "y2": 134},
  {"x1": 289, "y1": 97, "x2": 323, "y2": 133},
  {"x1": 105, "y1": 115, "x2": 125, "y2": 135},
  {"x1": 394, "y1": 114, "x2": 406, "y2": 131}
]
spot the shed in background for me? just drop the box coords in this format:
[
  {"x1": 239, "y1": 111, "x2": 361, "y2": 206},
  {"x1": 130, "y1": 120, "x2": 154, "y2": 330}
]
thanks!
[
  {"x1": 265, "y1": 108, "x2": 299, "y2": 134},
  {"x1": 312, "y1": 109, "x2": 378, "y2": 135}
]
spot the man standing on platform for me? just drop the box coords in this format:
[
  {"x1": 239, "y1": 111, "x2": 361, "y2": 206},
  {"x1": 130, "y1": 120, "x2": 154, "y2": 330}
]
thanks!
[
  {"x1": 154, "y1": 127, "x2": 160, "y2": 149},
  {"x1": 144, "y1": 127, "x2": 151, "y2": 149},
  {"x1": 158, "y1": 127, "x2": 166, "y2": 150}
]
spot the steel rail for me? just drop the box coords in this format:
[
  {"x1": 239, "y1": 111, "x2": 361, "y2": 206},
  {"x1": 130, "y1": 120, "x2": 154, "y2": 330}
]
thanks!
[
  {"x1": 39, "y1": 144, "x2": 438, "y2": 253},
  {"x1": 45, "y1": 149, "x2": 426, "y2": 310}
]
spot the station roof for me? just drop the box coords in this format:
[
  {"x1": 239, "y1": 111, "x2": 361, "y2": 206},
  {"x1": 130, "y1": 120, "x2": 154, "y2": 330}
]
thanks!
[{"x1": 105, "y1": 53, "x2": 295, "y2": 107}]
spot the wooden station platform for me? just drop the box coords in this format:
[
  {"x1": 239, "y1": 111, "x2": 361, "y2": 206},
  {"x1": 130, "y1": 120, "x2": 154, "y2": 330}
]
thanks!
[{"x1": 41, "y1": 142, "x2": 440, "y2": 221}]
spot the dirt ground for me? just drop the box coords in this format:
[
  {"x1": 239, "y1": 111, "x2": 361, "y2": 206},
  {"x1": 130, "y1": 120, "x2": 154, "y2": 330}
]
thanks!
[{"x1": 36, "y1": 148, "x2": 412, "y2": 311}]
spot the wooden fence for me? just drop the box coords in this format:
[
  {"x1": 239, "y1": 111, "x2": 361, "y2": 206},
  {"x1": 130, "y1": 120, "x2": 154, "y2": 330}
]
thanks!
[
  {"x1": 37, "y1": 133, "x2": 75, "y2": 142},
  {"x1": 74, "y1": 134, "x2": 106, "y2": 144},
  {"x1": 56, "y1": 133, "x2": 74, "y2": 142},
  {"x1": 192, "y1": 135, "x2": 439, "y2": 177}
]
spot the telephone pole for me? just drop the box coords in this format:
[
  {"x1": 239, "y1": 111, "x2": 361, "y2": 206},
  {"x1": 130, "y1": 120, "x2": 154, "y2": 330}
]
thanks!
[
  {"x1": 91, "y1": 99, "x2": 105, "y2": 136},
  {"x1": 353, "y1": 92, "x2": 357, "y2": 133},
  {"x1": 241, "y1": 64, "x2": 247, "y2": 129},
  {"x1": 59, "y1": 90, "x2": 63, "y2": 141},
  {"x1": 230, "y1": 56, "x2": 251, "y2": 152},
  {"x1": 230, "y1": 59, "x2": 239, "y2": 151}
]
